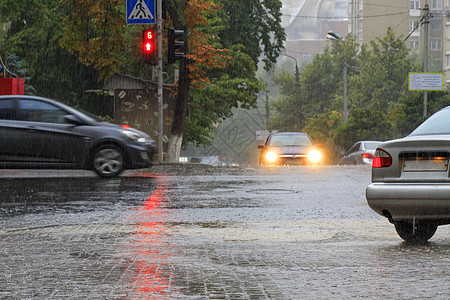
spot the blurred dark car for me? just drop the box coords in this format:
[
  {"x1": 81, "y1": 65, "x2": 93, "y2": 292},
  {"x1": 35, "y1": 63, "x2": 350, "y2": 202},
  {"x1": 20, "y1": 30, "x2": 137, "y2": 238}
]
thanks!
[
  {"x1": 366, "y1": 106, "x2": 450, "y2": 243},
  {"x1": 0, "y1": 95, "x2": 155, "y2": 177},
  {"x1": 257, "y1": 132, "x2": 321, "y2": 165},
  {"x1": 339, "y1": 141, "x2": 381, "y2": 165}
]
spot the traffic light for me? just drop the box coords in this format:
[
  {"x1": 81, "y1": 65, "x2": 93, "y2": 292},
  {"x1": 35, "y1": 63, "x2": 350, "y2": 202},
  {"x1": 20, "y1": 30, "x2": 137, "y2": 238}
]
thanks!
[
  {"x1": 142, "y1": 28, "x2": 156, "y2": 64},
  {"x1": 168, "y1": 29, "x2": 185, "y2": 64}
]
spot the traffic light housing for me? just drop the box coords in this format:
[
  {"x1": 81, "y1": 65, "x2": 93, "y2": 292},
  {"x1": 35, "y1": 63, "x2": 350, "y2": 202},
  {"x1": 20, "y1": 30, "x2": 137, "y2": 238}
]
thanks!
[
  {"x1": 168, "y1": 29, "x2": 185, "y2": 64},
  {"x1": 142, "y1": 28, "x2": 156, "y2": 64}
]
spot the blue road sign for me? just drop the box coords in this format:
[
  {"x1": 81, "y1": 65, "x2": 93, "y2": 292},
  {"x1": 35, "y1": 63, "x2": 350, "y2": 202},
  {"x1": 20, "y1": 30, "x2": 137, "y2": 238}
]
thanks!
[{"x1": 127, "y1": 0, "x2": 155, "y2": 24}]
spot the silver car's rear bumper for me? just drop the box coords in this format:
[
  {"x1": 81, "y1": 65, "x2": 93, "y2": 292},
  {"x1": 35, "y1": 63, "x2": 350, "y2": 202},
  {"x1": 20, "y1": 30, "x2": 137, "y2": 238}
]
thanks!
[{"x1": 366, "y1": 183, "x2": 450, "y2": 223}]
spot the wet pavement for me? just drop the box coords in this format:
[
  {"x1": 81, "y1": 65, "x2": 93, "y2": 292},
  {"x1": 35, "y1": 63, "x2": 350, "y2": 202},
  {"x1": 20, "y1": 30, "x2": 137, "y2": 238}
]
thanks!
[{"x1": 0, "y1": 165, "x2": 449, "y2": 299}]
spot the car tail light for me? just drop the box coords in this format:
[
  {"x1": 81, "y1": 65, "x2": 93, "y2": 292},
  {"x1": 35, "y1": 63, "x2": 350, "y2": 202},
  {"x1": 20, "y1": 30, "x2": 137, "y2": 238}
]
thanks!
[
  {"x1": 361, "y1": 153, "x2": 373, "y2": 159},
  {"x1": 372, "y1": 149, "x2": 392, "y2": 168},
  {"x1": 121, "y1": 124, "x2": 131, "y2": 129}
]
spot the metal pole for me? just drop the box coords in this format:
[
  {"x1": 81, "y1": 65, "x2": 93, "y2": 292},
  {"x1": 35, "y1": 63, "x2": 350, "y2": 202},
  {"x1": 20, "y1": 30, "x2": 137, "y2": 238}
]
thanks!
[
  {"x1": 343, "y1": 44, "x2": 348, "y2": 123},
  {"x1": 295, "y1": 63, "x2": 301, "y2": 130},
  {"x1": 423, "y1": 3, "x2": 429, "y2": 117},
  {"x1": 157, "y1": 0, "x2": 163, "y2": 163},
  {"x1": 327, "y1": 32, "x2": 347, "y2": 122},
  {"x1": 283, "y1": 54, "x2": 300, "y2": 130}
]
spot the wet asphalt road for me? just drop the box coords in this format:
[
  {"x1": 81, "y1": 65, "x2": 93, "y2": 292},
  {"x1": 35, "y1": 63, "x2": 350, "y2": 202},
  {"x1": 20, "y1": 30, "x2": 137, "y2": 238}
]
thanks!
[{"x1": 0, "y1": 165, "x2": 449, "y2": 299}]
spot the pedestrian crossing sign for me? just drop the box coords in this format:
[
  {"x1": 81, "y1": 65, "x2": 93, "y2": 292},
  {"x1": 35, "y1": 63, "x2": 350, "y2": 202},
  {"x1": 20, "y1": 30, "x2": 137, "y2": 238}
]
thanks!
[{"x1": 127, "y1": 0, "x2": 155, "y2": 24}]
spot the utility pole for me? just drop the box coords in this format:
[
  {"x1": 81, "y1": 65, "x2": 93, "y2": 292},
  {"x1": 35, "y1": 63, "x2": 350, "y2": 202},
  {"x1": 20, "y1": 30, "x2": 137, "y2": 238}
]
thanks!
[
  {"x1": 343, "y1": 46, "x2": 348, "y2": 122},
  {"x1": 423, "y1": 3, "x2": 430, "y2": 117},
  {"x1": 326, "y1": 31, "x2": 347, "y2": 122},
  {"x1": 294, "y1": 62, "x2": 301, "y2": 130},
  {"x1": 283, "y1": 54, "x2": 301, "y2": 130},
  {"x1": 157, "y1": 0, "x2": 164, "y2": 163}
]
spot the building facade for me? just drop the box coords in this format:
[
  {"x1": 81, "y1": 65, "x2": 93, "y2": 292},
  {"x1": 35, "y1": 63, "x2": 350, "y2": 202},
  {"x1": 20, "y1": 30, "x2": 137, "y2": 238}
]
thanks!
[{"x1": 348, "y1": 0, "x2": 410, "y2": 45}]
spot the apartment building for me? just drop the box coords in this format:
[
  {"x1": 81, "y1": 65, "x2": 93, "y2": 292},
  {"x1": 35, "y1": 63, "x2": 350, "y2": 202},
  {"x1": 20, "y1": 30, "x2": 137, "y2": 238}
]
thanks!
[
  {"x1": 348, "y1": 1, "x2": 410, "y2": 45},
  {"x1": 443, "y1": 1, "x2": 450, "y2": 84}
]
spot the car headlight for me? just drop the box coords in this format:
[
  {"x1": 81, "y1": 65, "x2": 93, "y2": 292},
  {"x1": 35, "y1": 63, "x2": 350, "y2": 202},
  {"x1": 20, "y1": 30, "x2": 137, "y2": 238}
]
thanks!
[
  {"x1": 308, "y1": 149, "x2": 321, "y2": 163},
  {"x1": 121, "y1": 130, "x2": 151, "y2": 143},
  {"x1": 265, "y1": 151, "x2": 278, "y2": 162}
]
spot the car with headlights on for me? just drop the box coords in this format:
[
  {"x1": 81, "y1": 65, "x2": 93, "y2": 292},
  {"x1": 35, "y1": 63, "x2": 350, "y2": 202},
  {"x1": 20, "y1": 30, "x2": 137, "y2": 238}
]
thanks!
[
  {"x1": 366, "y1": 106, "x2": 450, "y2": 243},
  {"x1": 339, "y1": 141, "x2": 381, "y2": 165},
  {"x1": 257, "y1": 132, "x2": 321, "y2": 165},
  {"x1": 0, "y1": 95, "x2": 155, "y2": 178}
]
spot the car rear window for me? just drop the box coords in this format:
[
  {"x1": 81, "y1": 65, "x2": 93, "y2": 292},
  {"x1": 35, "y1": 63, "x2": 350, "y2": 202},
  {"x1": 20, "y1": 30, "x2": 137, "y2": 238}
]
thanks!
[
  {"x1": 410, "y1": 108, "x2": 450, "y2": 136},
  {"x1": 364, "y1": 142, "x2": 379, "y2": 150}
]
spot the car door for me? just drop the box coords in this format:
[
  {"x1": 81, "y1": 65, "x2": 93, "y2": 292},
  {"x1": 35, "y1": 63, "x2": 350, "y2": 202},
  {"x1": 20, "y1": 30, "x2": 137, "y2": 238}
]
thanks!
[{"x1": 16, "y1": 99, "x2": 93, "y2": 166}]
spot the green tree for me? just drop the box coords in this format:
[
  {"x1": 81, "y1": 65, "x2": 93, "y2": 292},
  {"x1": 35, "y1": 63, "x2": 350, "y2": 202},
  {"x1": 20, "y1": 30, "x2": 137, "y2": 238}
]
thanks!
[
  {"x1": 0, "y1": 0, "x2": 103, "y2": 110},
  {"x1": 349, "y1": 28, "x2": 415, "y2": 113},
  {"x1": 266, "y1": 68, "x2": 298, "y2": 131},
  {"x1": 185, "y1": 45, "x2": 264, "y2": 146},
  {"x1": 59, "y1": 0, "x2": 125, "y2": 80},
  {"x1": 301, "y1": 35, "x2": 359, "y2": 116},
  {"x1": 216, "y1": 0, "x2": 286, "y2": 71}
]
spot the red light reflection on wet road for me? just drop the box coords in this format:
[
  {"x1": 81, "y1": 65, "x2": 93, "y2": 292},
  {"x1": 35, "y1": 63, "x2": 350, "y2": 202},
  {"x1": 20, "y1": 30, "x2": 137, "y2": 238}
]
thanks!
[{"x1": 125, "y1": 180, "x2": 174, "y2": 298}]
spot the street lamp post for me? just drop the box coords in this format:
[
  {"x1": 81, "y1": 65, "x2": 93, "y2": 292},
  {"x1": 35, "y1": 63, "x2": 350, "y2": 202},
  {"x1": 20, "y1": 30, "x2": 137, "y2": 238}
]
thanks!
[
  {"x1": 283, "y1": 54, "x2": 301, "y2": 130},
  {"x1": 327, "y1": 31, "x2": 348, "y2": 123}
]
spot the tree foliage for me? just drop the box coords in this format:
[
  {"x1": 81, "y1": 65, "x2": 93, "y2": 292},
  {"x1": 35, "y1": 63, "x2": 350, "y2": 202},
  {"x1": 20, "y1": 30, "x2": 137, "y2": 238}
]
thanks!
[
  {"x1": 266, "y1": 68, "x2": 298, "y2": 131},
  {"x1": 59, "y1": 0, "x2": 125, "y2": 80},
  {"x1": 216, "y1": 0, "x2": 285, "y2": 71},
  {"x1": 0, "y1": 0, "x2": 102, "y2": 109}
]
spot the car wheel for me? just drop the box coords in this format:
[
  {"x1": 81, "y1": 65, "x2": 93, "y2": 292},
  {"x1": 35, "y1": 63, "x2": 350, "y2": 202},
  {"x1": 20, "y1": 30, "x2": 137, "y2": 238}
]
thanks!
[
  {"x1": 93, "y1": 144, "x2": 124, "y2": 178},
  {"x1": 394, "y1": 222, "x2": 437, "y2": 244}
]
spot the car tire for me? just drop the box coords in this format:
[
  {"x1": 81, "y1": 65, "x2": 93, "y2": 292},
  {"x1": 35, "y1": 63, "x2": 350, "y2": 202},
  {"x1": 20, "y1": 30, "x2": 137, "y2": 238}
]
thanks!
[
  {"x1": 394, "y1": 222, "x2": 437, "y2": 244},
  {"x1": 92, "y1": 144, "x2": 124, "y2": 178}
]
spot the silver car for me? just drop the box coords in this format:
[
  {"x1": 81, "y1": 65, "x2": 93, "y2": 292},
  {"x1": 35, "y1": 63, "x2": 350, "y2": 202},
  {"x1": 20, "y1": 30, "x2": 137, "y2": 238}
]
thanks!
[
  {"x1": 339, "y1": 141, "x2": 381, "y2": 165},
  {"x1": 366, "y1": 106, "x2": 450, "y2": 243}
]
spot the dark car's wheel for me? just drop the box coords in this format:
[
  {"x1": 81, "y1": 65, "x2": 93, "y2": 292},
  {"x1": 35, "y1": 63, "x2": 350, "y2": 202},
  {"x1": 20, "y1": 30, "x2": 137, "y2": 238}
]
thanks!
[
  {"x1": 93, "y1": 144, "x2": 124, "y2": 178},
  {"x1": 394, "y1": 222, "x2": 437, "y2": 244}
]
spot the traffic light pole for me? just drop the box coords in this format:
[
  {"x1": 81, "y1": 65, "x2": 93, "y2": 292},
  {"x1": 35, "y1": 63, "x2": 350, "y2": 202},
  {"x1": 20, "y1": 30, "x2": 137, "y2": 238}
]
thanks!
[
  {"x1": 157, "y1": 0, "x2": 163, "y2": 163},
  {"x1": 423, "y1": 3, "x2": 429, "y2": 117}
]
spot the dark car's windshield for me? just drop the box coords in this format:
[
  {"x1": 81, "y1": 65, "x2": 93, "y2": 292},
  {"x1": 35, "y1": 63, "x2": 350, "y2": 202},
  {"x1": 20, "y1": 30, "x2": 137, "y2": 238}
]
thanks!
[
  {"x1": 268, "y1": 134, "x2": 312, "y2": 147},
  {"x1": 409, "y1": 108, "x2": 450, "y2": 136}
]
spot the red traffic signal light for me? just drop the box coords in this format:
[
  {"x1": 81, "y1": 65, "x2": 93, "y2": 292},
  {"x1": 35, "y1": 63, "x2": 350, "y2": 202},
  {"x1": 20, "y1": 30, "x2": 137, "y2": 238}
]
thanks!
[{"x1": 142, "y1": 29, "x2": 156, "y2": 64}]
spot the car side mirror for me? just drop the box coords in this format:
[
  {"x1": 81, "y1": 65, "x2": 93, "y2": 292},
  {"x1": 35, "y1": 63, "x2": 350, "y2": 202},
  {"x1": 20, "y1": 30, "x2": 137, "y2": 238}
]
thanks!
[{"x1": 64, "y1": 115, "x2": 83, "y2": 126}]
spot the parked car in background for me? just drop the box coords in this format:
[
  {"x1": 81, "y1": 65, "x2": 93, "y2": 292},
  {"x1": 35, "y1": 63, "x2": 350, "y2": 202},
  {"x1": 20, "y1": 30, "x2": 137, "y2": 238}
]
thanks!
[
  {"x1": 366, "y1": 106, "x2": 450, "y2": 243},
  {"x1": 339, "y1": 141, "x2": 381, "y2": 165},
  {"x1": 190, "y1": 156, "x2": 223, "y2": 166},
  {"x1": 0, "y1": 95, "x2": 155, "y2": 178},
  {"x1": 257, "y1": 132, "x2": 321, "y2": 165}
]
